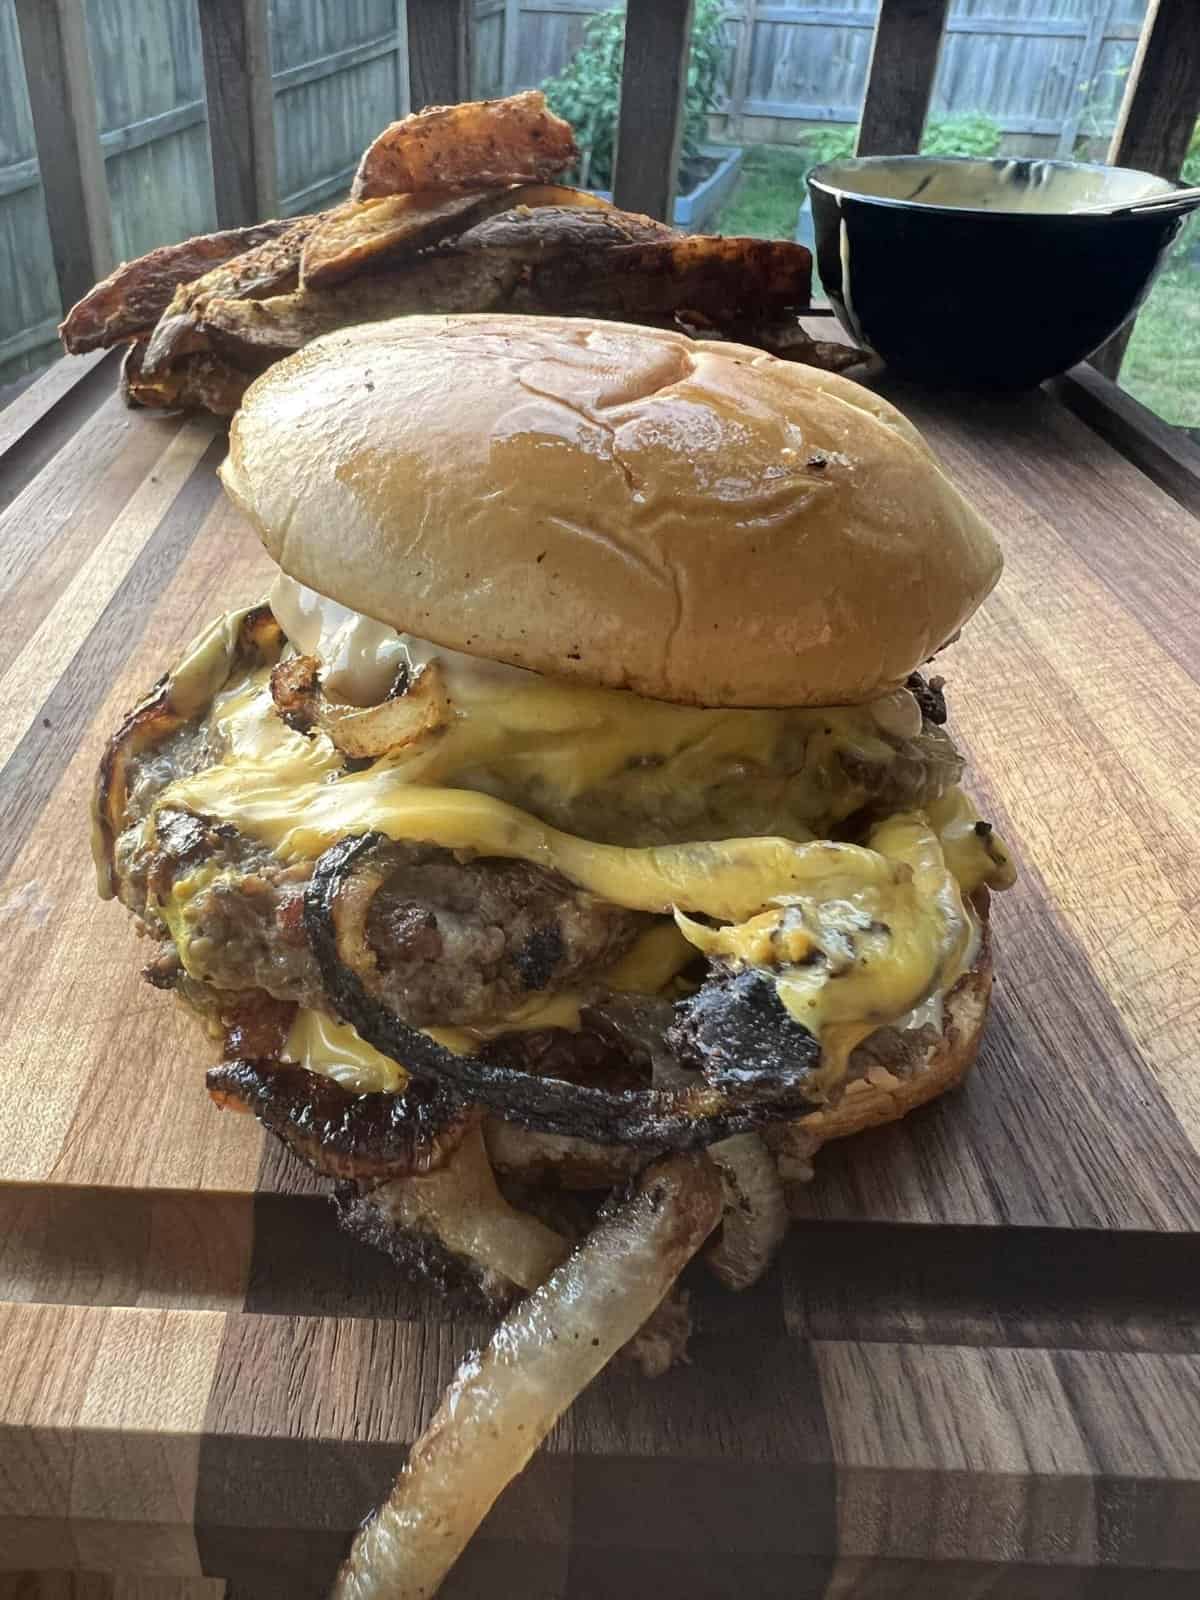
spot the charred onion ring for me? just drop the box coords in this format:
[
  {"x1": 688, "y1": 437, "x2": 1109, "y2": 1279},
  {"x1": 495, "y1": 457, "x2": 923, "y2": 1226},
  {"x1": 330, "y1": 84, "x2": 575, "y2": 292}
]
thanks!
[
  {"x1": 303, "y1": 832, "x2": 825, "y2": 1149},
  {"x1": 207, "y1": 1057, "x2": 470, "y2": 1181},
  {"x1": 94, "y1": 604, "x2": 282, "y2": 893}
]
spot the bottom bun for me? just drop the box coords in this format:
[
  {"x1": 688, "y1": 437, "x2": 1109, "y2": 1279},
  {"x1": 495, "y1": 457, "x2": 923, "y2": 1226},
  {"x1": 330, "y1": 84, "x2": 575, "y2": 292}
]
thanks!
[{"x1": 766, "y1": 892, "x2": 992, "y2": 1178}]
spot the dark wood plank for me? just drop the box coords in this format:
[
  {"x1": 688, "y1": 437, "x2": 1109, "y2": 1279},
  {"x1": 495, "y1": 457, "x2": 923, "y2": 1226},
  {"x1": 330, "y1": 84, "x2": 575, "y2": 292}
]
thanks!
[
  {"x1": 824, "y1": 1560, "x2": 1200, "y2": 1598},
  {"x1": 611, "y1": 0, "x2": 695, "y2": 221},
  {"x1": 405, "y1": 0, "x2": 471, "y2": 110},
  {"x1": 1092, "y1": 0, "x2": 1200, "y2": 378},
  {"x1": 1050, "y1": 363, "x2": 1200, "y2": 520},
  {"x1": 856, "y1": 0, "x2": 951, "y2": 157},
  {"x1": 819, "y1": 1342, "x2": 1200, "y2": 1567},
  {"x1": 197, "y1": 0, "x2": 279, "y2": 229},
  {"x1": 781, "y1": 1221, "x2": 1200, "y2": 1355},
  {"x1": 1108, "y1": 0, "x2": 1200, "y2": 182},
  {"x1": 13, "y1": 0, "x2": 115, "y2": 313}
]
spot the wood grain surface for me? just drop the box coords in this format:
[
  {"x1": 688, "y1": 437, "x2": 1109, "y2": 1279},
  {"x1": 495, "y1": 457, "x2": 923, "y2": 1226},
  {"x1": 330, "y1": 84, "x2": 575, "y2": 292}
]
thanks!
[{"x1": 2, "y1": 353, "x2": 1199, "y2": 1598}]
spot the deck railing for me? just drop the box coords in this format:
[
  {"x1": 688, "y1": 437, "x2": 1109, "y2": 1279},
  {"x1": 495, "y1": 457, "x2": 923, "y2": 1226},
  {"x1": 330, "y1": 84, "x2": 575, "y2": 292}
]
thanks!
[{"x1": 11, "y1": 0, "x2": 1200, "y2": 385}]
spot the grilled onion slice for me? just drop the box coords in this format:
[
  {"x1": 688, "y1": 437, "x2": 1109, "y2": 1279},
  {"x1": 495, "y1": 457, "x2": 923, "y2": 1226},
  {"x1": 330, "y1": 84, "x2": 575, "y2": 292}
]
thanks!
[
  {"x1": 336, "y1": 1119, "x2": 568, "y2": 1310},
  {"x1": 332, "y1": 1153, "x2": 722, "y2": 1600},
  {"x1": 270, "y1": 654, "x2": 451, "y2": 758},
  {"x1": 304, "y1": 832, "x2": 824, "y2": 1149},
  {"x1": 206, "y1": 1057, "x2": 470, "y2": 1182},
  {"x1": 703, "y1": 1132, "x2": 789, "y2": 1291}
]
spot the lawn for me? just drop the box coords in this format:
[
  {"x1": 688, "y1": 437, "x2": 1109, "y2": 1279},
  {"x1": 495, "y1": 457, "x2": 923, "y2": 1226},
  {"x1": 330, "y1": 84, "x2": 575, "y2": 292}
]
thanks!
[
  {"x1": 715, "y1": 143, "x2": 810, "y2": 240},
  {"x1": 715, "y1": 145, "x2": 1200, "y2": 428},
  {"x1": 1120, "y1": 257, "x2": 1200, "y2": 428}
]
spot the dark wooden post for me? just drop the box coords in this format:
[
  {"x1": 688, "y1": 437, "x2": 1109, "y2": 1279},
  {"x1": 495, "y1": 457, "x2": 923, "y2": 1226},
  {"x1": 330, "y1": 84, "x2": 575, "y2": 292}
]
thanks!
[
  {"x1": 612, "y1": 0, "x2": 695, "y2": 222},
  {"x1": 407, "y1": 0, "x2": 472, "y2": 110},
  {"x1": 1092, "y1": 0, "x2": 1200, "y2": 378},
  {"x1": 14, "y1": 0, "x2": 114, "y2": 315},
  {"x1": 197, "y1": 0, "x2": 279, "y2": 228},
  {"x1": 856, "y1": 0, "x2": 951, "y2": 157}
]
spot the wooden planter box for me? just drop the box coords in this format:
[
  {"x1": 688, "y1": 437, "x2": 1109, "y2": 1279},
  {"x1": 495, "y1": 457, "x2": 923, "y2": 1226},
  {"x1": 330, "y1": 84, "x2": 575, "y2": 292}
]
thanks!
[{"x1": 591, "y1": 143, "x2": 743, "y2": 231}]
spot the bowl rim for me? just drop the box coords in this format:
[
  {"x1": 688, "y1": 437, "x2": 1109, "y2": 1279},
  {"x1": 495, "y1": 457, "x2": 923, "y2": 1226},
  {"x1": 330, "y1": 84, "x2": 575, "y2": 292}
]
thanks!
[{"x1": 806, "y1": 153, "x2": 1181, "y2": 219}]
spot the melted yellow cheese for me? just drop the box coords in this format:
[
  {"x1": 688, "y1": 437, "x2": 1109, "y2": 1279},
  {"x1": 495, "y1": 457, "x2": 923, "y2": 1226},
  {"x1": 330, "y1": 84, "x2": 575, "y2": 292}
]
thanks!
[
  {"x1": 674, "y1": 810, "x2": 975, "y2": 1070},
  {"x1": 145, "y1": 625, "x2": 1013, "y2": 1092},
  {"x1": 185, "y1": 609, "x2": 947, "y2": 850},
  {"x1": 285, "y1": 1007, "x2": 409, "y2": 1093}
]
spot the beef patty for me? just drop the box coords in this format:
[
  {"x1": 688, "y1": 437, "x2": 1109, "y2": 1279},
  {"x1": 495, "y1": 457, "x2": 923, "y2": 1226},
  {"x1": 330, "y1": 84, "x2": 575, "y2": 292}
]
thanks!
[{"x1": 127, "y1": 814, "x2": 645, "y2": 1025}]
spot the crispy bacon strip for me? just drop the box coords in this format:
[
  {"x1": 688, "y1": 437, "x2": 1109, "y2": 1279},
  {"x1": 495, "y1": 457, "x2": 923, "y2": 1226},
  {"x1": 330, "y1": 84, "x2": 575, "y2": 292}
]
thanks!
[
  {"x1": 351, "y1": 90, "x2": 577, "y2": 201},
  {"x1": 59, "y1": 218, "x2": 294, "y2": 353}
]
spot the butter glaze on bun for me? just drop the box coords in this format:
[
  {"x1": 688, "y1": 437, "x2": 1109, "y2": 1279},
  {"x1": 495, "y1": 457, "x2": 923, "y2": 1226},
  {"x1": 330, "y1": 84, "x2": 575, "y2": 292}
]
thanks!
[{"x1": 221, "y1": 313, "x2": 1002, "y2": 707}]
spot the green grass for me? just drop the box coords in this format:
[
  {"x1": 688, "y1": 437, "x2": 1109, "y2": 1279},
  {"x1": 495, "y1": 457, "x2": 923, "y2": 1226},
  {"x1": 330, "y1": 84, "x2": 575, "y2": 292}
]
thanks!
[
  {"x1": 715, "y1": 144, "x2": 809, "y2": 239},
  {"x1": 1119, "y1": 261, "x2": 1200, "y2": 427},
  {"x1": 716, "y1": 144, "x2": 1200, "y2": 427}
]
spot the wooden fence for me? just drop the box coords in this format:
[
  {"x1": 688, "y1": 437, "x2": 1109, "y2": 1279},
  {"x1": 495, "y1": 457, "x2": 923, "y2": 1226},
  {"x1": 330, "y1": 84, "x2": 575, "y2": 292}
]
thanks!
[
  {"x1": 475, "y1": 0, "x2": 1149, "y2": 151},
  {"x1": 0, "y1": 0, "x2": 409, "y2": 384},
  {"x1": 2, "y1": 0, "x2": 1197, "y2": 391}
]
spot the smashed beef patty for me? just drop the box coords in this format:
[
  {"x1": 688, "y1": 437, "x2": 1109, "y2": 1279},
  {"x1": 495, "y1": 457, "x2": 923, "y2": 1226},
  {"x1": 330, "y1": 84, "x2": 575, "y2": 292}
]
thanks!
[{"x1": 128, "y1": 816, "x2": 645, "y2": 1025}]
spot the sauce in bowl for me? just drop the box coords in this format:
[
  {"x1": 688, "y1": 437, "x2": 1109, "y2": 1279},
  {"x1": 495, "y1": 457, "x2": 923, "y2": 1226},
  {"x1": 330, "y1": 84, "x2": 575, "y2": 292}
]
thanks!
[{"x1": 807, "y1": 156, "x2": 1185, "y2": 388}]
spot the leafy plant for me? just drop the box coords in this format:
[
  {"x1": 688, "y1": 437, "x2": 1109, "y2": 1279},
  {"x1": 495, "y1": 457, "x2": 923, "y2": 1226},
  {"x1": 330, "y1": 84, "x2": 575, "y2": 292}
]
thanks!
[
  {"x1": 542, "y1": 0, "x2": 728, "y2": 192},
  {"x1": 802, "y1": 126, "x2": 857, "y2": 168},
  {"x1": 802, "y1": 112, "x2": 1001, "y2": 172},
  {"x1": 1182, "y1": 118, "x2": 1200, "y2": 186},
  {"x1": 921, "y1": 113, "x2": 1001, "y2": 159},
  {"x1": 1073, "y1": 61, "x2": 1130, "y2": 151}
]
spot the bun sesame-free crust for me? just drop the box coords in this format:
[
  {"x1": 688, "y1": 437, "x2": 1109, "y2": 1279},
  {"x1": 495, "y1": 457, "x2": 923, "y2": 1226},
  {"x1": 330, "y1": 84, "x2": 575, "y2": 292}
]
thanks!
[{"x1": 221, "y1": 314, "x2": 1002, "y2": 707}]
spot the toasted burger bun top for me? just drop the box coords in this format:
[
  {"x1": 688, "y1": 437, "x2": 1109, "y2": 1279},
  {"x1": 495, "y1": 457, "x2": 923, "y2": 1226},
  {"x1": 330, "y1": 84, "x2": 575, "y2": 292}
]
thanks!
[{"x1": 221, "y1": 313, "x2": 1002, "y2": 707}]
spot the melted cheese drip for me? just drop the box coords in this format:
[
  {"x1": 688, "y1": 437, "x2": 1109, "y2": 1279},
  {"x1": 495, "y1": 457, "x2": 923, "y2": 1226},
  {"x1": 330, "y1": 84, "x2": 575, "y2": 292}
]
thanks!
[
  {"x1": 144, "y1": 613, "x2": 1013, "y2": 1094},
  {"x1": 267, "y1": 578, "x2": 934, "y2": 847}
]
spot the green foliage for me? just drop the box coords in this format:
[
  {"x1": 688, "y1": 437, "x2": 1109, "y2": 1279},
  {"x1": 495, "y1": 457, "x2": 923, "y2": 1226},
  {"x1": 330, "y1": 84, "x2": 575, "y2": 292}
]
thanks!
[
  {"x1": 921, "y1": 113, "x2": 1001, "y2": 159},
  {"x1": 801, "y1": 113, "x2": 1001, "y2": 171},
  {"x1": 1072, "y1": 61, "x2": 1130, "y2": 149},
  {"x1": 1181, "y1": 119, "x2": 1200, "y2": 186},
  {"x1": 541, "y1": 0, "x2": 727, "y2": 192},
  {"x1": 541, "y1": 8, "x2": 623, "y2": 190},
  {"x1": 802, "y1": 126, "x2": 857, "y2": 168},
  {"x1": 1167, "y1": 118, "x2": 1200, "y2": 268}
]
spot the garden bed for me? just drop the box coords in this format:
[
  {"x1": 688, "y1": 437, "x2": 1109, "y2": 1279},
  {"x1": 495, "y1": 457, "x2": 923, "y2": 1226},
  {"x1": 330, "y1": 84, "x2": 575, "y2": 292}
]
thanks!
[{"x1": 589, "y1": 144, "x2": 743, "y2": 232}]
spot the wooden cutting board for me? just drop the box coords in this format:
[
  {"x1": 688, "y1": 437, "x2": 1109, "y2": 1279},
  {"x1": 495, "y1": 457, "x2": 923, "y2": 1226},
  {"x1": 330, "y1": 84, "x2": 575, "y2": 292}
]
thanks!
[{"x1": 3, "y1": 347, "x2": 1200, "y2": 1600}]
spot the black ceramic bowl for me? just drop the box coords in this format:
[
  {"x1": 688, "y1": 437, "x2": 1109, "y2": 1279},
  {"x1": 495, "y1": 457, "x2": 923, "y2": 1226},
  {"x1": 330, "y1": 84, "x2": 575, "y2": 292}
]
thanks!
[{"x1": 807, "y1": 155, "x2": 1186, "y2": 388}]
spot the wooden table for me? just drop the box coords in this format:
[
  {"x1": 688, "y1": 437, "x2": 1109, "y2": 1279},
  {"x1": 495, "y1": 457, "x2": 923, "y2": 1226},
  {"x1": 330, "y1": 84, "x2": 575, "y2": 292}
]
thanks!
[{"x1": 3, "y1": 344, "x2": 1200, "y2": 1600}]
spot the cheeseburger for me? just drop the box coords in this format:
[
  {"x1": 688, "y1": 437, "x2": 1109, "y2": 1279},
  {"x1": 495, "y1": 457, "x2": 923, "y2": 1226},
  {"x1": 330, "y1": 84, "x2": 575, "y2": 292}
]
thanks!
[
  {"x1": 97, "y1": 311, "x2": 1013, "y2": 1236},
  {"x1": 94, "y1": 313, "x2": 1015, "y2": 1590}
]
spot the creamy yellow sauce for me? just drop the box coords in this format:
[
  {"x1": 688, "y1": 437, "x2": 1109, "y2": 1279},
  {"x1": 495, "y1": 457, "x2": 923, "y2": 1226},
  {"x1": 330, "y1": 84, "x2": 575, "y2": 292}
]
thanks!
[{"x1": 136, "y1": 609, "x2": 1014, "y2": 1095}]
